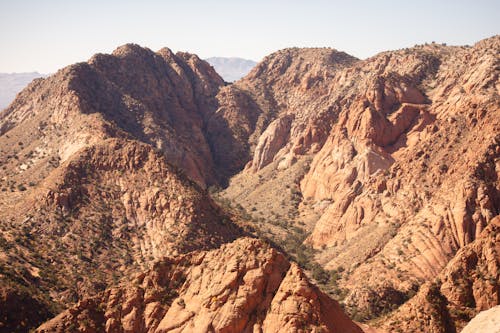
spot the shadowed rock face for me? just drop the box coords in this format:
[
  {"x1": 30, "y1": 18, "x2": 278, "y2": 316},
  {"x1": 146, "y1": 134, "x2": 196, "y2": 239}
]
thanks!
[
  {"x1": 0, "y1": 46, "x2": 244, "y2": 331},
  {"x1": 36, "y1": 238, "x2": 363, "y2": 333},
  {"x1": 0, "y1": 43, "x2": 225, "y2": 189}
]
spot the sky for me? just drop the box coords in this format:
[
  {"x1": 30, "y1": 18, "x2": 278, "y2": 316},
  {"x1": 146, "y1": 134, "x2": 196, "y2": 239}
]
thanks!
[{"x1": 0, "y1": 0, "x2": 498, "y2": 73}]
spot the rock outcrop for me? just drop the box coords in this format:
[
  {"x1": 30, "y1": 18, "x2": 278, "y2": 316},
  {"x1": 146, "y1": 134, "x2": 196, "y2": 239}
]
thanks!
[
  {"x1": 219, "y1": 36, "x2": 500, "y2": 331},
  {"x1": 0, "y1": 138, "x2": 244, "y2": 323},
  {"x1": 379, "y1": 216, "x2": 499, "y2": 332},
  {"x1": 0, "y1": 44, "x2": 225, "y2": 189},
  {"x1": 36, "y1": 238, "x2": 363, "y2": 333},
  {"x1": 1, "y1": 37, "x2": 499, "y2": 333}
]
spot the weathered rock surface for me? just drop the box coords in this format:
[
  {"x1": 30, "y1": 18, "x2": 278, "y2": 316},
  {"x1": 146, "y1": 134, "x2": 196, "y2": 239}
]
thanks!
[
  {"x1": 1, "y1": 36, "x2": 499, "y2": 333},
  {"x1": 0, "y1": 44, "x2": 226, "y2": 189},
  {"x1": 36, "y1": 238, "x2": 363, "y2": 333},
  {"x1": 220, "y1": 36, "x2": 500, "y2": 331},
  {"x1": 212, "y1": 47, "x2": 359, "y2": 176},
  {"x1": 0, "y1": 138, "x2": 243, "y2": 330},
  {"x1": 379, "y1": 216, "x2": 499, "y2": 333},
  {"x1": 461, "y1": 305, "x2": 500, "y2": 333}
]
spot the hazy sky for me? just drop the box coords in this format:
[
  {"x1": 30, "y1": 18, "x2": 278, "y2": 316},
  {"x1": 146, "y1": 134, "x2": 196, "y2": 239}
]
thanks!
[{"x1": 0, "y1": 0, "x2": 498, "y2": 73}]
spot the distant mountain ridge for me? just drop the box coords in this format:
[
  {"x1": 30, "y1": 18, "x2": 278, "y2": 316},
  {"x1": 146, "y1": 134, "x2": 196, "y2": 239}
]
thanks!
[
  {"x1": 0, "y1": 57, "x2": 257, "y2": 110},
  {"x1": 0, "y1": 72, "x2": 46, "y2": 110},
  {"x1": 205, "y1": 57, "x2": 257, "y2": 82}
]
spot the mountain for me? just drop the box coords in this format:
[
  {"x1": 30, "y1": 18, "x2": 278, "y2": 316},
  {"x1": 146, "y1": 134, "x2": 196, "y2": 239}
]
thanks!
[
  {"x1": 0, "y1": 44, "x2": 361, "y2": 333},
  {"x1": 214, "y1": 38, "x2": 499, "y2": 331},
  {"x1": 36, "y1": 238, "x2": 362, "y2": 333},
  {"x1": 0, "y1": 36, "x2": 498, "y2": 332},
  {"x1": 205, "y1": 57, "x2": 257, "y2": 82},
  {"x1": 0, "y1": 72, "x2": 47, "y2": 110}
]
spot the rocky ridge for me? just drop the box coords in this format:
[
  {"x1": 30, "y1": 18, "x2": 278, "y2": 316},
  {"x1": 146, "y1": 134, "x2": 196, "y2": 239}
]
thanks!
[
  {"x1": 0, "y1": 36, "x2": 498, "y2": 333},
  {"x1": 36, "y1": 238, "x2": 362, "y2": 333},
  {"x1": 219, "y1": 36, "x2": 499, "y2": 330},
  {"x1": 0, "y1": 137, "x2": 244, "y2": 332},
  {"x1": 0, "y1": 44, "x2": 365, "y2": 332}
]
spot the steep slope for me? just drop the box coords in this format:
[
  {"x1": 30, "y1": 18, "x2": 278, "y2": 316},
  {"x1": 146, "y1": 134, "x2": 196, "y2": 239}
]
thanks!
[
  {"x1": 303, "y1": 36, "x2": 499, "y2": 320},
  {"x1": 1, "y1": 37, "x2": 499, "y2": 333},
  {"x1": 215, "y1": 47, "x2": 359, "y2": 193},
  {"x1": 0, "y1": 138, "x2": 244, "y2": 332},
  {"x1": 379, "y1": 216, "x2": 499, "y2": 333},
  {"x1": 0, "y1": 44, "x2": 224, "y2": 189},
  {"x1": 218, "y1": 36, "x2": 500, "y2": 330},
  {"x1": 0, "y1": 43, "x2": 365, "y2": 333},
  {"x1": 0, "y1": 45, "x2": 243, "y2": 332},
  {"x1": 36, "y1": 238, "x2": 363, "y2": 333}
]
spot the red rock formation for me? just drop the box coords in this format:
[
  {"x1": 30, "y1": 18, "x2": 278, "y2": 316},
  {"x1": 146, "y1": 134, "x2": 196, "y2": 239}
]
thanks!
[
  {"x1": 0, "y1": 138, "x2": 243, "y2": 330},
  {"x1": 380, "y1": 216, "x2": 499, "y2": 332},
  {"x1": 0, "y1": 44, "x2": 225, "y2": 189},
  {"x1": 1, "y1": 37, "x2": 499, "y2": 333},
  {"x1": 36, "y1": 238, "x2": 363, "y2": 333},
  {"x1": 220, "y1": 36, "x2": 499, "y2": 331}
]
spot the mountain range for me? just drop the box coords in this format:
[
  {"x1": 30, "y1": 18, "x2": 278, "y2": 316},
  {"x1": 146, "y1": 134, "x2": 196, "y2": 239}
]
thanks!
[
  {"x1": 205, "y1": 57, "x2": 257, "y2": 82},
  {"x1": 0, "y1": 37, "x2": 498, "y2": 333},
  {"x1": 0, "y1": 57, "x2": 256, "y2": 112}
]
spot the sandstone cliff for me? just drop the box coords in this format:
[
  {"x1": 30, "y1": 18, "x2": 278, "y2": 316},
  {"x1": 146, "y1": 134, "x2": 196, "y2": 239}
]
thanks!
[
  {"x1": 378, "y1": 216, "x2": 499, "y2": 333},
  {"x1": 36, "y1": 238, "x2": 363, "y2": 333},
  {"x1": 219, "y1": 36, "x2": 500, "y2": 330},
  {"x1": 1, "y1": 37, "x2": 499, "y2": 333}
]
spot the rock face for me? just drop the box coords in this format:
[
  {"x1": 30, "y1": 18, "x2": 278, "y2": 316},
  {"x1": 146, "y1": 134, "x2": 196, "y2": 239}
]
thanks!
[
  {"x1": 210, "y1": 47, "x2": 359, "y2": 178},
  {"x1": 300, "y1": 37, "x2": 500, "y2": 323},
  {"x1": 379, "y1": 216, "x2": 499, "y2": 333},
  {"x1": 36, "y1": 238, "x2": 363, "y2": 333},
  {"x1": 0, "y1": 45, "x2": 241, "y2": 332},
  {"x1": 1, "y1": 37, "x2": 499, "y2": 333},
  {"x1": 0, "y1": 44, "x2": 362, "y2": 332},
  {"x1": 0, "y1": 44, "x2": 225, "y2": 188},
  {"x1": 461, "y1": 305, "x2": 500, "y2": 333},
  {"x1": 0, "y1": 138, "x2": 244, "y2": 332},
  {"x1": 219, "y1": 36, "x2": 500, "y2": 331}
]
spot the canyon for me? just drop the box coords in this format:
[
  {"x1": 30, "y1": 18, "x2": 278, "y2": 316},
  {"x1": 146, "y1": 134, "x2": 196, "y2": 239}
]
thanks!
[{"x1": 0, "y1": 36, "x2": 498, "y2": 332}]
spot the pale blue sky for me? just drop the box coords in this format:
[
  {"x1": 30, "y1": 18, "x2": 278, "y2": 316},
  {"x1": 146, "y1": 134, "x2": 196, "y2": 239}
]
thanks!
[{"x1": 0, "y1": 0, "x2": 498, "y2": 73}]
